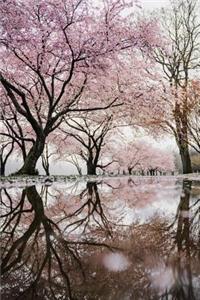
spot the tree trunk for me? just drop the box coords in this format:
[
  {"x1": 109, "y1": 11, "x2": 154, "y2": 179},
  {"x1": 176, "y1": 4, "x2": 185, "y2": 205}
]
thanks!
[
  {"x1": 174, "y1": 100, "x2": 192, "y2": 174},
  {"x1": 128, "y1": 167, "x2": 132, "y2": 175},
  {"x1": 42, "y1": 155, "x2": 50, "y2": 176},
  {"x1": 180, "y1": 146, "x2": 192, "y2": 174},
  {"x1": 0, "y1": 159, "x2": 5, "y2": 176},
  {"x1": 176, "y1": 116, "x2": 192, "y2": 174},
  {"x1": 44, "y1": 167, "x2": 50, "y2": 176},
  {"x1": 15, "y1": 136, "x2": 45, "y2": 175},
  {"x1": 87, "y1": 161, "x2": 96, "y2": 175}
]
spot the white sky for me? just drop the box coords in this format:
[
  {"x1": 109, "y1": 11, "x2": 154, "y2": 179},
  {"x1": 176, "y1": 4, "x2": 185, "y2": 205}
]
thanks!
[{"x1": 139, "y1": 0, "x2": 170, "y2": 10}]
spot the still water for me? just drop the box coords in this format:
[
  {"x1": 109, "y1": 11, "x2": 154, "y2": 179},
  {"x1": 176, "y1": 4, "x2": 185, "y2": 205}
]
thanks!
[{"x1": 1, "y1": 177, "x2": 200, "y2": 299}]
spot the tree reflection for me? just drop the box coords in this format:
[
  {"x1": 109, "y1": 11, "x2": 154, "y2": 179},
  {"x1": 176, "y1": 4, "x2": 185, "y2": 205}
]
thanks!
[
  {"x1": 152, "y1": 180, "x2": 200, "y2": 300},
  {"x1": 176, "y1": 180, "x2": 192, "y2": 253},
  {"x1": 0, "y1": 183, "x2": 117, "y2": 300},
  {"x1": 173, "y1": 180, "x2": 199, "y2": 300},
  {"x1": 0, "y1": 179, "x2": 200, "y2": 300},
  {"x1": 56, "y1": 182, "x2": 113, "y2": 237}
]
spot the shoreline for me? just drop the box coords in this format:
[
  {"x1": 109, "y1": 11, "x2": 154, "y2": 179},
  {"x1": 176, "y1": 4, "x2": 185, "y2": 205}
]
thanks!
[{"x1": 0, "y1": 173, "x2": 200, "y2": 188}]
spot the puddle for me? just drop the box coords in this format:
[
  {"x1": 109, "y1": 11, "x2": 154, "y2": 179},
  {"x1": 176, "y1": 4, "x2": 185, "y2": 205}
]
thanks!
[
  {"x1": 1, "y1": 177, "x2": 200, "y2": 299},
  {"x1": 102, "y1": 252, "x2": 131, "y2": 272}
]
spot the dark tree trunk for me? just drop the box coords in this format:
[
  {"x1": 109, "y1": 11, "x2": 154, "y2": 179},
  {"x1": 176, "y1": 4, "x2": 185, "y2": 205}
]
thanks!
[
  {"x1": 42, "y1": 157, "x2": 50, "y2": 176},
  {"x1": 87, "y1": 160, "x2": 96, "y2": 175},
  {"x1": 128, "y1": 167, "x2": 132, "y2": 175},
  {"x1": 0, "y1": 159, "x2": 5, "y2": 176},
  {"x1": 22, "y1": 146, "x2": 27, "y2": 163},
  {"x1": 44, "y1": 167, "x2": 50, "y2": 176},
  {"x1": 174, "y1": 101, "x2": 192, "y2": 174},
  {"x1": 180, "y1": 146, "x2": 192, "y2": 174},
  {"x1": 15, "y1": 136, "x2": 45, "y2": 175}
]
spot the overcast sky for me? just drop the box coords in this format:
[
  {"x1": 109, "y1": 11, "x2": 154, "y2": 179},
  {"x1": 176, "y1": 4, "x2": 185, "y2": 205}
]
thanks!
[{"x1": 140, "y1": 0, "x2": 170, "y2": 10}]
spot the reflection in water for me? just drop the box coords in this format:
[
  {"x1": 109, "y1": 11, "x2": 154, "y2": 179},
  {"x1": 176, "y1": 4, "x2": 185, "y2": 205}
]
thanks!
[
  {"x1": 150, "y1": 263, "x2": 175, "y2": 293},
  {"x1": 102, "y1": 252, "x2": 130, "y2": 272},
  {"x1": 1, "y1": 183, "x2": 117, "y2": 299},
  {"x1": 148, "y1": 180, "x2": 200, "y2": 299},
  {"x1": 0, "y1": 178, "x2": 200, "y2": 299}
]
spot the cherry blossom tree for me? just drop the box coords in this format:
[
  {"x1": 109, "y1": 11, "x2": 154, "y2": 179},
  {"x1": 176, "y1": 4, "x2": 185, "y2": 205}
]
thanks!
[
  {"x1": 110, "y1": 140, "x2": 175, "y2": 175},
  {"x1": 0, "y1": 0, "x2": 159, "y2": 175},
  {"x1": 150, "y1": 0, "x2": 200, "y2": 173},
  {"x1": 59, "y1": 114, "x2": 119, "y2": 175}
]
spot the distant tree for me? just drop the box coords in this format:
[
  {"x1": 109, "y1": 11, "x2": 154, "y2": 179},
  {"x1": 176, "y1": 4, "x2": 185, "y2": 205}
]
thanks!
[
  {"x1": 59, "y1": 114, "x2": 118, "y2": 175},
  {"x1": 111, "y1": 141, "x2": 175, "y2": 175},
  {"x1": 62, "y1": 154, "x2": 83, "y2": 176}
]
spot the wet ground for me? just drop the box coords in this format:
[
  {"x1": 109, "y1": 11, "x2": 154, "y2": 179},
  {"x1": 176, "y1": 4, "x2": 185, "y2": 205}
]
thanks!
[{"x1": 1, "y1": 177, "x2": 200, "y2": 299}]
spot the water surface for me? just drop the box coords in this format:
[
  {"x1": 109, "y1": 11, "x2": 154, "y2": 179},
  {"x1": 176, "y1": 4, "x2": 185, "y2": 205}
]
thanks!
[{"x1": 1, "y1": 177, "x2": 200, "y2": 299}]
